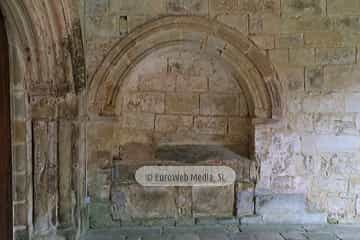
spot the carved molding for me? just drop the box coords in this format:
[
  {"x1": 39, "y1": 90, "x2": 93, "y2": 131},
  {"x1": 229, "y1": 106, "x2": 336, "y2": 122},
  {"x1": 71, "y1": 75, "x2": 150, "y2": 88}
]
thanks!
[
  {"x1": 0, "y1": 0, "x2": 85, "y2": 96},
  {"x1": 88, "y1": 16, "x2": 283, "y2": 120},
  {"x1": 0, "y1": 0, "x2": 85, "y2": 237}
]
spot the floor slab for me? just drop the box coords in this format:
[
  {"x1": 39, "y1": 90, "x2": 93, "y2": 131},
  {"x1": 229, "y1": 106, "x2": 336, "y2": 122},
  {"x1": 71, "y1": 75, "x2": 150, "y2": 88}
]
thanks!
[{"x1": 82, "y1": 224, "x2": 360, "y2": 240}]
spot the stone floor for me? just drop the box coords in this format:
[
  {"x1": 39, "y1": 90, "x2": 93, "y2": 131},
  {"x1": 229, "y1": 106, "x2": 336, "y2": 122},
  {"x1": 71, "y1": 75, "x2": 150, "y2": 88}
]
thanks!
[{"x1": 82, "y1": 224, "x2": 360, "y2": 240}]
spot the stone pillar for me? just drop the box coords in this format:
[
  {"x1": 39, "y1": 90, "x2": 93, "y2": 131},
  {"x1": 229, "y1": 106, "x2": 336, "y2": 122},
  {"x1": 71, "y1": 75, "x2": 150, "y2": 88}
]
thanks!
[
  {"x1": 58, "y1": 121, "x2": 75, "y2": 227},
  {"x1": 33, "y1": 121, "x2": 58, "y2": 233}
]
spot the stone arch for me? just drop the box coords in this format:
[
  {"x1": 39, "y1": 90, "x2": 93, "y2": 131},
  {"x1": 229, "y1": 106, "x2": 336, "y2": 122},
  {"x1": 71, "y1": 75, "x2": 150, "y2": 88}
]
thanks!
[
  {"x1": 0, "y1": 1, "x2": 85, "y2": 239},
  {"x1": 89, "y1": 16, "x2": 283, "y2": 120},
  {"x1": 0, "y1": 0, "x2": 84, "y2": 94}
]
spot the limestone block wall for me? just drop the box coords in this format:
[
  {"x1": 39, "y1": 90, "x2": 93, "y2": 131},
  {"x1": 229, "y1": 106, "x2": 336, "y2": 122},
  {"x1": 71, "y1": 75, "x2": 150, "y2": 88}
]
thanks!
[{"x1": 82, "y1": 0, "x2": 360, "y2": 224}]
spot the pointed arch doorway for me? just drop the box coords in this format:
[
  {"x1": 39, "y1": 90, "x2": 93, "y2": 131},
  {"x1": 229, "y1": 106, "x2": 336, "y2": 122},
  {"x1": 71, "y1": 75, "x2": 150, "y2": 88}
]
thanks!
[{"x1": 0, "y1": 10, "x2": 12, "y2": 240}]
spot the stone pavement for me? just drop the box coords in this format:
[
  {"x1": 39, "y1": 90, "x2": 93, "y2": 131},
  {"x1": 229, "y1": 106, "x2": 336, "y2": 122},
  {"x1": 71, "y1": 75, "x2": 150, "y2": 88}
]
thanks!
[{"x1": 82, "y1": 224, "x2": 360, "y2": 240}]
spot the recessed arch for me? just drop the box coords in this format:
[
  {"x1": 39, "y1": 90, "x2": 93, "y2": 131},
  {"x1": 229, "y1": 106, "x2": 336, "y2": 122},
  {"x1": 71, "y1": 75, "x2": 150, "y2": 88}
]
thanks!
[
  {"x1": 0, "y1": 0, "x2": 85, "y2": 238},
  {"x1": 89, "y1": 16, "x2": 283, "y2": 120},
  {"x1": 0, "y1": 0, "x2": 84, "y2": 95}
]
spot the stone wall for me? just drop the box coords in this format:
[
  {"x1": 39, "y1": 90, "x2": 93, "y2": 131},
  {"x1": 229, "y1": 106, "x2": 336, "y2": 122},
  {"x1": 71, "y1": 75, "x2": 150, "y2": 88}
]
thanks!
[
  {"x1": 83, "y1": 0, "x2": 360, "y2": 224},
  {"x1": 5, "y1": 0, "x2": 360, "y2": 239}
]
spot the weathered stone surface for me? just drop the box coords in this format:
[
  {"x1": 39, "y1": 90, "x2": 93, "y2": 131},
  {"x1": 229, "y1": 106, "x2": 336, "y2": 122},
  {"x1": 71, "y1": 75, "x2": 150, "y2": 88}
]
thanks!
[
  {"x1": 175, "y1": 187, "x2": 192, "y2": 217},
  {"x1": 114, "y1": 128, "x2": 153, "y2": 145},
  {"x1": 269, "y1": 49, "x2": 289, "y2": 66},
  {"x1": 138, "y1": 73, "x2": 176, "y2": 92},
  {"x1": 281, "y1": 231, "x2": 307, "y2": 240},
  {"x1": 122, "y1": 112, "x2": 155, "y2": 130},
  {"x1": 281, "y1": 17, "x2": 333, "y2": 33},
  {"x1": 305, "y1": 66, "x2": 323, "y2": 90},
  {"x1": 111, "y1": 184, "x2": 178, "y2": 219},
  {"x1": 238, "y1": 95, "x2": 249, "y2": 117},
  {"x1": 346, "y1": 94, "x2": 360, "y2": 113},
  {"x1": 30, "y1": 96, "x2": 57, "y2": 119},
  {"x1": 14, "y1": 203, "x2": 27, "y2": 226},
  {"x1": 228, "y1": 118, "x2": 251, "y2": 136},
  {"x1": 109, "y1": 0, "x2": 166, "y2": 15},
  {"x1": 13, "y1": 144, "x2": 26, "y2": 172},
  {"x1": 312, "y1": 113, "x2": 356, "y2": 135},
  {"x1": 58, "y1": 122, "x2": 74, "y2": 226},
  {"x1": 305, "y1": 32, "x2": 343, "y2": 47},
  {"x1": 325, "y1": 195, "x2": 355, "y2": 220},
  {"x1": 123, "y1": 92, "x2": 165, "y2": 113},
  {"x1": 85, "y1": 0, "x2": 108, "y2": 17},
  {"x1": 89, "y1": 201, "x2": 119, "y2": 229},
  {"x1": 249, "y1": 14, "x2": 281, "y2": 34},
  {"x1": 33, "y1": 121, "x2": 57, "y2": 232},
  {"x1": 288, "y1": 113, "x2": 314, "y2": 132},
  {"x1": 282, "y1": 0, "x2": 326, "y2": 17},
  {"x1": 350, "y1": 177, "x2": 360, "y2": 194},
  {"x1": 166, "y1": 94, "x2": 199, "y2": 114},
  {"x1": 302, "y1": 93, "x2": 345, "y2": 113},
  {"x1": 176, "y1": 75, "x2": 208, "y2": 92},
  {"x1": 192, "y1": 185, "x2": 235, "y2": 217},
  {"x1": 166, "y1": 233, "x2": 200, "y2": 240},
  {"x1": 252, "y1": 232, "x2": 285, "y2": 240},
  {"x1": 312, "y1": 177, "x2": 348, "y2": 193},
  {"x1": 237, "y1": 182, "x2": 255, "y2": 217},
  {"x1": 57, "y1": 94, "x2": 79, "y2": 120},
  {"x1": 210, "y1": 0, "x2": 280, "y2": 16},
  {"x1": 305, "y1": 232, "x2": 338, "y2": 240},
  {"x1": 251, "y1": 35, "x2": 275, "y2": 49},
  {"x1": 155, "y1": 115, "x2": 193, "y2": 133},
  {"x1": 209, "y1": 72, "x2": 241, "y2": 93},
  {"x1": 290, "y1": 48, "x2": 315, "y2": 66},
  {"x1": 14, "y1": 229, "x2": 29, "y2": 240},
  {"x1": 276, "y1": 33, "x2": 304, "y2": 48},
  {"x1": 334, "y1": 16, "x2": 360, "y2": 33},
  {"x1": 278, "y1": 66, "x2": 305, "y2": 92},
  {"x1": 128, "y1": 15, "x2": 154, "y2": 32},
  {"x1": 323, "y1": 65, "x2": 360, "y2": 91},
  {"x1": 328, "y1": 0, "x2": 360, "y2": 16},
  {"x1": 217, "y1": 14, "x2": 249, "y2": 34},
  {"x1": 316, "y1": 47, "x2": 356, "y2": 65},
  {"x1": 200, "y1": 94, "x2": 239, "y2": 116},
  {"x1": 86, "y1": 15, "x2": 122, "y2": 39},
  {"x1": 13, "y1": 92, "x2": 26, "y2": 120},
  {"x1": 302, "y1": 135, "x2": 360, "y2": 153},
  {"x1": 255, "y1": 194, "x2": 327, "y2": 224},
  {"x1": 14, "y1": 174, "x2": 27, "y2": 201},
  {"x1": 88, "y1": 168, "x2": 112, "y2": 200},
  {"x1": 86, "y1": 38, "x2": 120, "y2": 79},
  {"x1": 13, "y1": 121, "x2": 26, "y2": 144},
  {"x1": 194, "y1": 117, "x2": 227, "y2": 135},
  {"x1": 166, "y1": 0, "x2": 209, "y2": 15},
  {"x1": 119, "y1": 143, "x2": 155, "y2": 161}
]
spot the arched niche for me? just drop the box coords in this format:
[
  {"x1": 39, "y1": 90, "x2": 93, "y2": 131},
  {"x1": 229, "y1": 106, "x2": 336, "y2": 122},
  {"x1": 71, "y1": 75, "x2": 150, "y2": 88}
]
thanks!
[
  {"x1": 88, "y1": 16, "x2": 284, "y2": 120},
  {"x1": 84, "y1": 15, "x2": 286, "y2": 225}
]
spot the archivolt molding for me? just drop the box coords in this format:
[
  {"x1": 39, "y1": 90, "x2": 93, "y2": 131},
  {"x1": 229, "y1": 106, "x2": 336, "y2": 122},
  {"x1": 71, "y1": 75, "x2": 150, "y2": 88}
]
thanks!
[
  {"x1": 0, "y1": 0, "x2": 85, "y2": 96},
  {"x1": 89, "y1": 16, "x2": 283, "y2": 120},
  {"x1": 0, "y1": 0, "x2": 85, "y2": 236}
]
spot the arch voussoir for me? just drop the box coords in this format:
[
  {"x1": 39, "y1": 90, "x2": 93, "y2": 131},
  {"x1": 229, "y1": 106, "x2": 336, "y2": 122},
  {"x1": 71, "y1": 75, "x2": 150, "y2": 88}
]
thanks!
[{"x1": 89, "y1": 16, "x2": 283, "y2": 120}]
